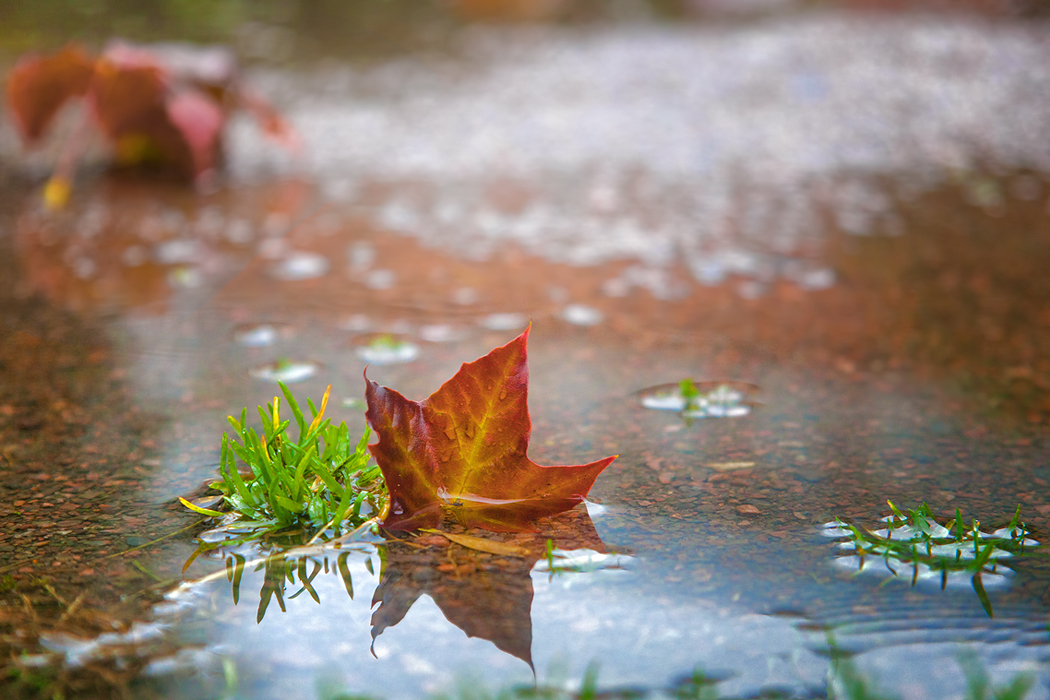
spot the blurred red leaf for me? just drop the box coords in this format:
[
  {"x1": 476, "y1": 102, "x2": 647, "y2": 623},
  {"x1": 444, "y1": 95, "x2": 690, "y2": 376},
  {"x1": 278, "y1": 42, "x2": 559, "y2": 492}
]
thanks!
[
  {"x1": 5, "y1": 45, "x2": 95, "y2": 143},
  {"x1": 365, "y1": 326, "x2": 616, "y2": 531},
  {"x1": 5, "y1": 41, "x2": 297, "y2": 203}
]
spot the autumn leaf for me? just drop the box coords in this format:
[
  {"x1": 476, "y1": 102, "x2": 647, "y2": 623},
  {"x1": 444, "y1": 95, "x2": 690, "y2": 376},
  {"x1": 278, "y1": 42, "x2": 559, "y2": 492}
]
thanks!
[
  {"x1": 5, "y1": 45, "x2": 95, "y2": 143},
  {"x1": 5, "y1": 41, "x2": 298, "y2": 206},
  {"x1": 364, "y1": 326, "x2": 616, "y2": 531}
]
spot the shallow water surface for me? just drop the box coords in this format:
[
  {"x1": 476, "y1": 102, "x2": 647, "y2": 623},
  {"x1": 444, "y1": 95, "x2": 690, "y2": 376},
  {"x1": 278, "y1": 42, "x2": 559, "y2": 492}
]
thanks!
[{"x1": 3, "y1": 170, "x2": 1049, "y2": 699}]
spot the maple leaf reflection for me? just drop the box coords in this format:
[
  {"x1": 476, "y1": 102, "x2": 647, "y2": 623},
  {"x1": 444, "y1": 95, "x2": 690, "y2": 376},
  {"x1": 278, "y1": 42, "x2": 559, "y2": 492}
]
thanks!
[
  {"x1": 370, "y1": 509, "x2": 608, "y2": 668},
  {"x1": 224, "y1": 508, "x2": 608, "y2": 669}
]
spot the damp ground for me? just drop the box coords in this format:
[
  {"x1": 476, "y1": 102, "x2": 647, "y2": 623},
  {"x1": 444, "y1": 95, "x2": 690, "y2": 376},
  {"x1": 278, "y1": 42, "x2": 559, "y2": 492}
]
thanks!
[{"x1": 2, "y1": 3, "x2": 1050, "y2": 700}]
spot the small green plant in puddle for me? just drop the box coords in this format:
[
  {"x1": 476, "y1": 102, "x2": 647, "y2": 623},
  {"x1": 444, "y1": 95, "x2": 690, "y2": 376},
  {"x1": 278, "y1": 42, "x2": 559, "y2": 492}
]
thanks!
[
  {"x1": 679, "y1": 378, "x2": 701, "y2": 402},
  {"x1": 828, "y1": 501, "x2": 1039, "y2": 617},
  {"x1": 181, "y1": 382, "x2": 387, "y2": 540},
  {"x1": 639, "y1": 379, "x2": 754, "y2": 420}
]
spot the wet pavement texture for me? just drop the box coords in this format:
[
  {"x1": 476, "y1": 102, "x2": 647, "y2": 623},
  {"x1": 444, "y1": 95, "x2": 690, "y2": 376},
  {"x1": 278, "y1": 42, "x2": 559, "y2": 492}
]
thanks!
[{"x1": 3, "y1": 4, "x2": 1050, "y2": 700}]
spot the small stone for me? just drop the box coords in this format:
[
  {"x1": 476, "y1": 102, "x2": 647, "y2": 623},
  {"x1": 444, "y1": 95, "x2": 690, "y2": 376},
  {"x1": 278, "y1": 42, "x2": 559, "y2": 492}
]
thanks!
[{"x1": 736, "y1": 504, "x2": 761, "y2": 514}]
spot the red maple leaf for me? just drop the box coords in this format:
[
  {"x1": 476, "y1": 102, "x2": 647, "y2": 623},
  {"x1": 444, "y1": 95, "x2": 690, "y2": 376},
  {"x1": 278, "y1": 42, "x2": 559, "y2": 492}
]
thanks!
[{"x1": 364, "y1": 326, "x2": 616, "y2": 531}]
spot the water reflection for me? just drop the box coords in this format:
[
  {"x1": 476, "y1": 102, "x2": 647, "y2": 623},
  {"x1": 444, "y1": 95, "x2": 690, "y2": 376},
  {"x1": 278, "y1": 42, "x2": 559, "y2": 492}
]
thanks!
[{"x1": 203, "y1": 508, "x2": 610, "y2": 670}]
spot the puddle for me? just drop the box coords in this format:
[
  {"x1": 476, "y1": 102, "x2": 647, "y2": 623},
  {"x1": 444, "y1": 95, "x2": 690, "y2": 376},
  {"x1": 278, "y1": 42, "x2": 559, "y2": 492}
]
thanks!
[
  {"x1": 3, "y1": 6, "x2": 1050, "y2": 700},
  {"x1": 6, "y1": 171, "x2": 1050, "y2": 699},
  {"x1": 8, "y1": 172, "x2": 1049, "y2": 697}
]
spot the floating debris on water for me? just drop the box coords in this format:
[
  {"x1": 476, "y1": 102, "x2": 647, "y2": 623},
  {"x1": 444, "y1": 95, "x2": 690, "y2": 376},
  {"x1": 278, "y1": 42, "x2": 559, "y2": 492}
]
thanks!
[
  {"x1": 185, "y1": 495, "x2": 224, "y2": 513},
  {"x1": 249, "y1": 359, "x2": 319, "y2": 383},
  {"x1": 479, "y1": 312, "x2": 529, "y2": 331},
  {"x1": 355, "y1": 334, "x2": 420, "y2": 365},
  {"x1": 270, "y1": 252, "x2": 330, "y2": 281},
  {"x1": 639, "y1": 379, "x2": 758, "y2": 418}
]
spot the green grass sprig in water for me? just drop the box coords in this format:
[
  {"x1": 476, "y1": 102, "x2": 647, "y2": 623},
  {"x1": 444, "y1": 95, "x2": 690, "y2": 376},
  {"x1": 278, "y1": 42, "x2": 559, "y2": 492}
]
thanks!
[
  {"x1": 180, "y1": 382, "x2": 387, "y2": 536},
  {"x1": 831, "y1": 501, "x2": 1039, "y2": 617}
]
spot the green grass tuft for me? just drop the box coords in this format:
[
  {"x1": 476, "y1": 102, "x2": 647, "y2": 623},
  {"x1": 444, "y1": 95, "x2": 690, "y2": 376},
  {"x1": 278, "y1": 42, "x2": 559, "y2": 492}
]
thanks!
[{"x1": 182, "y1": 382, "x2": 387, "y2": 538}]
